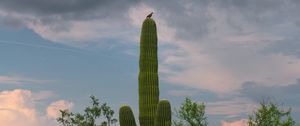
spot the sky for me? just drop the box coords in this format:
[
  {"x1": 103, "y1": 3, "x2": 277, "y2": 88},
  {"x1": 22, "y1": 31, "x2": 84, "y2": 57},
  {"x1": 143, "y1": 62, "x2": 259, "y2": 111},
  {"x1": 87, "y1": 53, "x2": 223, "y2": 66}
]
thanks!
[{"x1": 0, "y1": 0, "x2": 300, "y2": 126}]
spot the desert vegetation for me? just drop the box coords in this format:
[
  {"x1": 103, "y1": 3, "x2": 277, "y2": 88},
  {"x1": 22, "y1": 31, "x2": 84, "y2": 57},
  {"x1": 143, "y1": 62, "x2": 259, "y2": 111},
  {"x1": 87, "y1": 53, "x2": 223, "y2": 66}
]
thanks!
[{"x1": 57, "y1": 15, "x2": 299, "y2": 126}]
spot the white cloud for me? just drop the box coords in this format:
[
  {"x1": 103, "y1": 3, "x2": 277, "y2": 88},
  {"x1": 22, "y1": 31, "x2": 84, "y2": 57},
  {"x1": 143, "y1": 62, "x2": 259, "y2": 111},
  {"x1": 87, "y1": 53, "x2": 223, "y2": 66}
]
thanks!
[
  {"x1": 0, "y1": 89, "x2": 73, "y2": 126},
  {"x1": 128, "y1": 3, "x2": 154, "y2": 28},
  {"x1": 27, "y1": 18, "x2": 134, "y2": 45},
  {"x1": 163, "y1": 50, "x2": 300, "y2": 94},
  {"x1": 128, "y1": 3, "x2": 178, "y2": 45},
  {"x1": 47, "y1": 100, "x2": 74, "y2": 119},
  {"x1": 0, "y1": 89, "x2": 38, "y2": 126},
  {"x1": 221, "y1": 119, "x2": 248, "y2": 126},
  {"x1": 0, "y1": 75, "x2": 48, "y2": 85}
]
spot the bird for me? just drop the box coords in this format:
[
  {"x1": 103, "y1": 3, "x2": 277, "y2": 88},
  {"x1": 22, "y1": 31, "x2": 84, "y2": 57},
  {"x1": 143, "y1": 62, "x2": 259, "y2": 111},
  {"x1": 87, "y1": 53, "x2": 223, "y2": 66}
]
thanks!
[{"x1": 146, "y1": 12, "x2": 153, "y2": 18}]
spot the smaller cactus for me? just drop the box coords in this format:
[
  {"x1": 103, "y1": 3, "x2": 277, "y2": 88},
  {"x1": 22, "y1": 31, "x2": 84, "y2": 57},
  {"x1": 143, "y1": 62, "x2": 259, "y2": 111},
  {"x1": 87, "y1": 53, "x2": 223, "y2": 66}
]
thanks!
[
  {"x1": 119, "y1": 106, "x2": 137, "y2": 126},
  {"x1": 154, "y1": 100, "x2": 172, "y2": 126}
]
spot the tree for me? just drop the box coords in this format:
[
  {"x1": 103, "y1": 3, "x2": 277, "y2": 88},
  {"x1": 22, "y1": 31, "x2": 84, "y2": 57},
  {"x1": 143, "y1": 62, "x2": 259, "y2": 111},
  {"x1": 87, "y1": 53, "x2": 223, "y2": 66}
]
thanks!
[
  {"x1": 248, "y1": 100, "x2": 299, "y2": 126},
  {"x1": 173, "y1": 97, "x2": 208, "y2": 126},
  {"x1": 101, "y1": 103, "x2": 116, "y2": 126},
  {"x1": 57, "y1": 96, "x2": 117, "y2": 126}
]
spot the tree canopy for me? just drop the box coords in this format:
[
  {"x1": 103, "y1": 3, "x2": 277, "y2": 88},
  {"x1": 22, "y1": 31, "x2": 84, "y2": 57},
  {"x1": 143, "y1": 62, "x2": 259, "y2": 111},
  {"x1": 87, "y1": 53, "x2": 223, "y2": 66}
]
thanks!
[
  {"x1": 248, "y1": 100, "x2": 298, "y2": 126},
  {"x1": 173, "y1": 97, "x2": 208, "y2": 126},
  {"x1": 57, "y1": 96, "x2": 117, "y2": 126}
]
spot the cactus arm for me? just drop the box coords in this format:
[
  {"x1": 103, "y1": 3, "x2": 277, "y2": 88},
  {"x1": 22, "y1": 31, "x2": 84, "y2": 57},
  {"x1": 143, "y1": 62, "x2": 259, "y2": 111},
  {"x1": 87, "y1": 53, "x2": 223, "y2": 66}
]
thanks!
[
  {"x1": 154, "y1": 100, "x2": 172, "y2": 126},
  {"x1": 119, "y1": 106, "x2": 137, "y2": 126}
]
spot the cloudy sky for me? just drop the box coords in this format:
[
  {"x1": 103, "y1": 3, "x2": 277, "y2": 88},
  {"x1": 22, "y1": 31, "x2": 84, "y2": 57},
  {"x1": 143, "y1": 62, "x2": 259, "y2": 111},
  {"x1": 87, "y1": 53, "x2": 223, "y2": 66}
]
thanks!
[{"x1": 1, "y1": 0, "x2": 300, "y2": 125}]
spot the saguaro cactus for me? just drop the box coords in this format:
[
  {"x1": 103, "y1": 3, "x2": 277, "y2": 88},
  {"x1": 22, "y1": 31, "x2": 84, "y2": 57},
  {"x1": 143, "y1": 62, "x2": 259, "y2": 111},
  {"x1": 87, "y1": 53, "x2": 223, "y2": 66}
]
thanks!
[
  {"x1": 154, "y1": 100, "x2": 172, "y2": 126},
  {"x1": 139, "y1": 18, "x2": 159, "y2": 126},
  {"x1": 119, "y1": 106, "x2": 137, "y2": 126},
  {"x1": 119, "y1": 15, "x2": 171, "y2": 126}
]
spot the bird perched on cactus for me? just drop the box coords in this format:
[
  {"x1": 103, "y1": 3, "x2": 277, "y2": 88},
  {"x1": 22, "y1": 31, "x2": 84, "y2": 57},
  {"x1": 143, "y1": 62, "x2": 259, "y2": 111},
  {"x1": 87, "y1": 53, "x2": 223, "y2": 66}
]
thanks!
[{"x1": 146, "y1": 12, "x2": 153, "y2": 18}]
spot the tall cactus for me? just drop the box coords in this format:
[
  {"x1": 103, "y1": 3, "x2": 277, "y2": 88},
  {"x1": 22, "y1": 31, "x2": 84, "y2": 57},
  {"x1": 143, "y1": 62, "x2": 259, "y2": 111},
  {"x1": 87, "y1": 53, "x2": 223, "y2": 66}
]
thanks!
[
  {"x1": 139, "y1": 18, "x2": 159, "y2": 126},
  {"x1": 119, "y1": 15, "x2": 171, "y2": 126},
  {"x1": 119, "y1": 106, "x2": 137, "y2": 126},
  {"x1": 154, "y1": 100, "x2": 172, "y2": 126}
]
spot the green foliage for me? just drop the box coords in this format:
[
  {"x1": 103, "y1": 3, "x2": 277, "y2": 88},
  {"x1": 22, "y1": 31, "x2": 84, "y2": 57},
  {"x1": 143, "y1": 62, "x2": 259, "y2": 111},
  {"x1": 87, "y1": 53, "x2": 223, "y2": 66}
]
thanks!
[
  {"x1": 57, "y1": 96, "x2": 117, "y2": 126},
  {"x1": 139, "y1": 17, "x2": 159, "y2": 126},
  {"x1": 154, "y1": 100, "x2": 172, "y2": 126},
  {"x1": 173, "y1": 97, "x2": 208, "y2": 126},
  {"x1": 248, "y1": 100, "x2": 298, "y2": 126},
  {"x1": 57, "y1": 109, "x2": 74, "y2": 126},
  {"x1": 119, "y1": 106, "x2": 137, "y2": 126},
  {"x1": 101, "y1": 103, "x2": 115, "y2": 126}
]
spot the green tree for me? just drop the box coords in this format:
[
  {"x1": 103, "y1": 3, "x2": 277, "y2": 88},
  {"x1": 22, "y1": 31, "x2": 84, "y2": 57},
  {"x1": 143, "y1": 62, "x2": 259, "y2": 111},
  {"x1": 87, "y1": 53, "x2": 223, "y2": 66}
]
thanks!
[
  {"x1": 173, "y1": 97, "x2": 208, "y2": 126},
  {"x1": 248, "y1": 100, "x2": 299, "y2": 126},
  {"x1": 101, "y1": 103, "x2": 116, "y2": 126},
  {"x1": 57, "y1": 96, "x2": 117, "y2": 126}
]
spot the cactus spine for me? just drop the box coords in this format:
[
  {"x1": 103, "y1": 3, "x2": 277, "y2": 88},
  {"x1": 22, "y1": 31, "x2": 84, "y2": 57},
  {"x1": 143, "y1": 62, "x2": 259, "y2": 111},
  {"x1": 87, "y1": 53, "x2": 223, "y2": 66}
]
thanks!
[
  {"x1": 119, "y1": 106, "x2": 137, "y2": 126},
  {"x1": 154, "y1": 100, "x2": 172, "y2": 126},
  {"x1": 139, "y1": 18, "x2": 159, "y2": 126}
]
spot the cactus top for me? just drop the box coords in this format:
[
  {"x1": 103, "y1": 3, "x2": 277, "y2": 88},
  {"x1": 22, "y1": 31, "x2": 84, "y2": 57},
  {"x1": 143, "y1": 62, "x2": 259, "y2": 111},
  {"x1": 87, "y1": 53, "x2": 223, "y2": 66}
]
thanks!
[
  {"x1": 139, "y1": 18, "x2": 158, "y2": 73},
  {"x1": 142, "y1": 18, "x2": 156, "y2": 27},
  {"x1": 119, "y1": 106, "x2": 137, "y2": 126}
]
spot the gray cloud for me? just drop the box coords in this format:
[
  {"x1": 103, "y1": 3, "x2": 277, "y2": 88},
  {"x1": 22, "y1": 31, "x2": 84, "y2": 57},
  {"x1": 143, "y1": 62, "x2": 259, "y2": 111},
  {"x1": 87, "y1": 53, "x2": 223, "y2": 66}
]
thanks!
[
  {"x1": 0, "y1": 0, "x2": 102, "y2": 14},
  {"x1": 240, "y1": 79, "x2": 300, "y2": 105},
  {"x1": 1, "y1": 0, "x2": 300, "y2": 42},
  {"x1": 144, "y1": 0, "x2": 300, "y2": 41},
  {"x1": 0, "y1": 14, "x2": 25, "y2": 28},
  {"x1": 143, "y1": 0, "x2": 212, "y2": 40},
  {"x1": 238, "y1": 81, "x2": 300, "y2": 122},
  {"x1": 0, "y1": 0, "x2": 140, "y2": 29},
  {"x1": 264, "y1": 39, "x2": 300, "y2": 58},
  {"x1": 0, "y1": 0, "x2": 139, "y2": 18}
]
